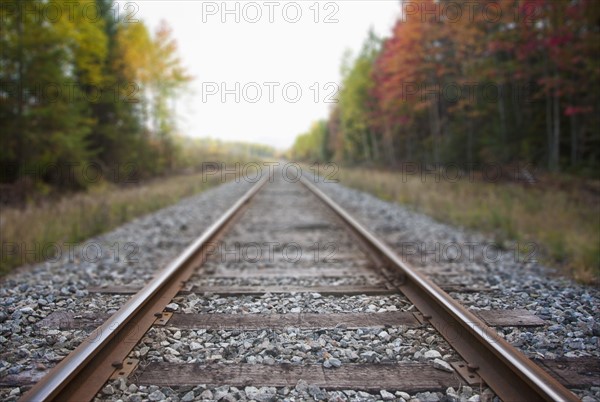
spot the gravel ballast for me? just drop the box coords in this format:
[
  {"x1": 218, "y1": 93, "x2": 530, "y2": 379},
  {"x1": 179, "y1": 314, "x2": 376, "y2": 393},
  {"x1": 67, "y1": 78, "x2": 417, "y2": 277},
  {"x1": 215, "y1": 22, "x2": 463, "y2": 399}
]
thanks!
[
  {"x1": 314, "y1": 177, "x2": 600, "y2": 400},
  {"x1": 1, "y1": 171, "x2": 598, "y2": 401},
  {"x1": 0, "y1": 180, "x2": 252, "y2": 400}
]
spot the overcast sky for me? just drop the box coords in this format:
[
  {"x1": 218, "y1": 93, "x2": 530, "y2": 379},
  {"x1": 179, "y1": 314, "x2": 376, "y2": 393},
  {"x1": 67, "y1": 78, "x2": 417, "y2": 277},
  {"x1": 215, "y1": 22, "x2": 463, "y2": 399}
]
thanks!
[{"x1": 132, "y1": 1, "x2": 400, "y2": 150}]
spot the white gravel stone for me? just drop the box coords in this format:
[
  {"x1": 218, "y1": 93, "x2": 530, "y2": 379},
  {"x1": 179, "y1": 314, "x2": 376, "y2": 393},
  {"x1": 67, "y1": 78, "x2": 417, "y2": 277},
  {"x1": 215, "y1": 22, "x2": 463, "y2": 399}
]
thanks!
[
  {"x1": 245, "y1": 386, "x2": 259, "y2": 399},
  {"x1": 294, "y1": 380, "x2": 308, "y2": 393},
  {"x1": 102, "y1": 384, "x2": 115, "y2": 395},
  {"x1": 424, "y1": 350, "x2": 442, "y2": 359},
  {"x1": 148, "y1": 390, "x2": 165, "y2": 401},
  {"x1": 433, "y1": 358, "x2": 454, "y2": 372},
  {"x1": 181, "y1": 390, "x2": 195, "y2": 402},
  {"x1": 214, "y1": 385, "x2": 230, "y2": 400}
]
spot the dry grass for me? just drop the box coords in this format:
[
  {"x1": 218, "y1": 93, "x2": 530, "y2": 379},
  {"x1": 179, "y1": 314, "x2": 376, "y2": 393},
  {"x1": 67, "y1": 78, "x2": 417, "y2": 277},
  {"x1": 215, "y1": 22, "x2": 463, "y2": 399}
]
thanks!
[
  {"x1": 337, "y1": 167, "x2": 600, "y2": 283},
  {"x1": 0, "y1": 171, "x2": 224, "y2": 275}
]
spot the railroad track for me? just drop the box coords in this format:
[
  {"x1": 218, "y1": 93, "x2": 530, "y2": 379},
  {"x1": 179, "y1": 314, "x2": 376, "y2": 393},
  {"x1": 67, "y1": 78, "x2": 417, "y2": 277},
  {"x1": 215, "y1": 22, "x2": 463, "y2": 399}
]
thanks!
[{"x1": 20, "y1": 172, "x2": 582, "y2": 401}]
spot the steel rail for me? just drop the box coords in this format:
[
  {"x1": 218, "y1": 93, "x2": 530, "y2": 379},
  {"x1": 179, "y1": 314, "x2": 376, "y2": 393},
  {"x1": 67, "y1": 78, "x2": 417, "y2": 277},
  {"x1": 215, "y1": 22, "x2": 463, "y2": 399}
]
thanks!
[
  {"x1": 300, "y1": 176, "x2": 577, "y2": 402},
  {"x1": 21, "y1": 176, "x2": 269, "y2": 402}
]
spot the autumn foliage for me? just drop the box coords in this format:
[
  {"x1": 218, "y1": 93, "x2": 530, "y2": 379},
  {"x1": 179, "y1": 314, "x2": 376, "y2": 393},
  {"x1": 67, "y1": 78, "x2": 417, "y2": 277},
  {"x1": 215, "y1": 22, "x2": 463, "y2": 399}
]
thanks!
[{"x1": 293, "y1": 0, "x2": 600, "y2": 175}]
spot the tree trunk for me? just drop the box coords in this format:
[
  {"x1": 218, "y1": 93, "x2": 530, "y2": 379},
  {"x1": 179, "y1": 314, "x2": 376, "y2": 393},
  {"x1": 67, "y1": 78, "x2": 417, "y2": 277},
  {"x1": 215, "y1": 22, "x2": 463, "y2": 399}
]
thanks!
[
  {"x1": 513, "y1": 82, "x2": 523, "y2": 145},
  {"x1": 428, "y1": 100, "x2": 440, "y2": 164},
  {"x1": 370, "y1": 130, "x2": 380, "y2": 162},
  {"x1": 497, "y1": 82, "x2": 508, "y2": 162},
  {"x1": 543, "y1": 55, "x2": 553, "y2": 170},
  {"x1": 467, "y1": 114, "x2": 474, "y2": 167},
  {"x1": 570, "y1": 113, "x2": 577, "y2": 168},
  {"x1": 16, "y1": 5, "x2": 25, "y2": 173},
  {"x1": 551, "y1": 68, "x2": 561, "y2": 171},
  {"x1": 385, "y1": 122, "x2": 397, "y2": 167},
  {"x1": 568, "y1": 93, "x2": 578, "y2": 168},
  {"x1": 362, "y1": 131, "x2": 371, "y2": 162}
]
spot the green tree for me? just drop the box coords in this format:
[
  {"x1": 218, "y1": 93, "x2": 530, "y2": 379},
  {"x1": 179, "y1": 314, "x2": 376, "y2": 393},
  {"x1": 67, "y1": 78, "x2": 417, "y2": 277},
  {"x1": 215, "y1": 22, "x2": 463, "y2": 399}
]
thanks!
[
  {"x1": 0, "y1": 0, "x2": 97, "y2": 188},
  {"x1": 338, "y1": 30, "x2": 381, "y2": 164}
]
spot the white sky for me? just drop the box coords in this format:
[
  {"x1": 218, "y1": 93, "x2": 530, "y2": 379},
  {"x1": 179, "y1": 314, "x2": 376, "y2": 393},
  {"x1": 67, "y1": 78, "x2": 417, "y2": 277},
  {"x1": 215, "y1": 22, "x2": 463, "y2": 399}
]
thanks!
[{"x1": 127, "y1": 1, "x2": 400, "y2": 150}]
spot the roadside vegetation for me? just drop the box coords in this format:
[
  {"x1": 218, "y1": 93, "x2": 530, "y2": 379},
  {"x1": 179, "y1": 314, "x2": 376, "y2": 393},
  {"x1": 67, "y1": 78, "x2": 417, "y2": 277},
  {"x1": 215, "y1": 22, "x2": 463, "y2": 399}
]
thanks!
[
  {"x1": 0, "y1": 171, "x2": 216, "y2": 276},
  {"x1": 336, "y1": 167, "x2": 599, "y2": 284},
  {"x1": 0, "y1": 145, "x2": 274, "y2": 276}
]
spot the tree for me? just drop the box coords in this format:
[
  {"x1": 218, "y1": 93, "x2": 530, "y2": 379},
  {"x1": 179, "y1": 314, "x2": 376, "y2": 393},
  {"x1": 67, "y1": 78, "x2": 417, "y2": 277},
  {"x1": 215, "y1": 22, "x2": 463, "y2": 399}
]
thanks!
[
  {"x1": 292, "y1": 0, "x2": 599, "y2": 176},
  {"x1": 338, "y1": 30, "x2": 381, "y2": 164},
  {"x1": 0, "y1": 0, "x2": 193, "y2": 191}
]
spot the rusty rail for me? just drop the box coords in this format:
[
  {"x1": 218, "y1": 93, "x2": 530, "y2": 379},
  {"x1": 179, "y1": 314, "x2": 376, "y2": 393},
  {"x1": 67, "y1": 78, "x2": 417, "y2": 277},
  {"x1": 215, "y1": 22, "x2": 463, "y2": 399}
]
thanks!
[
  {"x1": 300, "y1": 176, "x2": 577, "y2": 402},
  {"x1": 21, "y1": 173, "x2": 578, "y2": 401},
  {"x1": 21, "y1": 176, "x2": 268, "y2": 402}
]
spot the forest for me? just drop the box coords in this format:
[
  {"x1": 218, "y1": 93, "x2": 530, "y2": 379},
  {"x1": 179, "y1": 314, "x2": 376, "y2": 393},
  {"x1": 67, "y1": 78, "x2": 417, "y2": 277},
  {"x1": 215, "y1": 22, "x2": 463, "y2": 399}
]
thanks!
[
  {"x1": 0, "y1": 0, "x2": 201, "y2": 194},
  {"x1": 292, "y1": 0, "x2": 599, "y2": 177}
]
